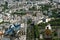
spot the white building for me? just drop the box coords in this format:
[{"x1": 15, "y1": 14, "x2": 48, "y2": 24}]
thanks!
[{"x1": 45, "y1": 24, "x2": 52, "y2": 30}]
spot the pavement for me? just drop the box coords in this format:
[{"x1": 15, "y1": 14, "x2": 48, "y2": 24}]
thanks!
[
  {"x1": 19, "y1": 35, "x2": 26, "y2": 40},
  {"x1": 0, "y1": 35, "x2": 26, "y2": 40},
  {"x1": 1, "y1": 37, "x2": 10, "y2": 40}
]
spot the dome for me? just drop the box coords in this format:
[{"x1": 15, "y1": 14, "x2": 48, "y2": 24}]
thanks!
[{"x1": 45, "y1": 24, "x2": 52, "y2": 30}]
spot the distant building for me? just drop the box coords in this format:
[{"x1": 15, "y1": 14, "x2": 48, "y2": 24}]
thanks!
[
  {"x1": 0, "y1": 0, "x2": 5, "y2": 6},
  {"x1": 53, "y1": 0, "x2": 60, "y2": 8},
  {"x1": 53, "y1": 0, "x2": 60, "y2": 3}
]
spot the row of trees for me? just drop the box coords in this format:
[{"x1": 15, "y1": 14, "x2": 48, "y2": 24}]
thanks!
[
  {"x1": 38, "y1": 23, "x2": 48, "y2": 28},
  {"x1": 27, "y1": 20, "x2": 40, "y2": 40},
  {"x1": 37, "y1": 18, "x2": 60, "y2": 28},
  {"x1": 11, "y1": 12, "x2": 26, "y2": 16},
  {"x1": 48, "y1": 19, "x2": 60, "y2": 26}
]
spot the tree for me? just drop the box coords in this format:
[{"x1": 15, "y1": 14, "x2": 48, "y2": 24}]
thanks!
[
  {"x1": 26, "y1": 22, "x2": 40, "y2": 40},
  {"x1": 29, "y1": 6, "x2": 37, "y2": 11},
  {"x1": 16, "y1": 0, "x2": 19, "y2": 1},
  {"x1": 34, "y1": 25, "x2": 40, "y2": 40},
  {"x1": 5, "y1": 1, "x2": 8, "y2": 9},
  {"x1": 12, "y1": 12, "x2": 26, "y2": 16},
  {"x1": 48, "y1": 19, "x2": 60, "y2": 26},
  {"x1": 49, "y1": 0, "x2": 53, "y2": 3},
  {"x1": 26, "y1": 23, "x2": 35, "y2": 40},
  {"x1": 38, "y1": 23, "x2": 48, "y2": 28},
  {"x1": 27, "y1": 19, "x2": 32, "y2": 24}
]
